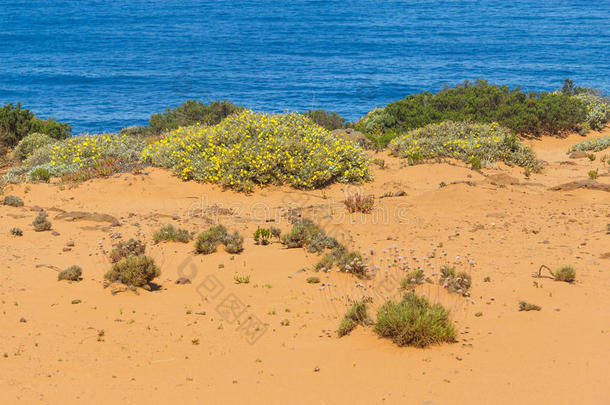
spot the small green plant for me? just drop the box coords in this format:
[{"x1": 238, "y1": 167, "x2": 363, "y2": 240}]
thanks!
[
  {"x1": 105, "y1": 255, "x2": 160, "y2": 288},
  {"x1": 470, "y1": 155, "x2": 482, "y2": 170},
  {"x1": 306, "y1": 276, "x2": 320, "y2": 284},
  {"x1": 191, "y1": 338, "x2": 200, "y2": 345},
  {"x1": 58, "y1": 265, "x2": 82, "y2": 281},
  {"x1": 483, "y1": 276, "x2": 491, "y2": 282},
  {"x1": 337, "y1": 301, "x2": 371, "y2": 337},
  {"x1": 372, "y1": 158, "x2": 386, "y2": 168},
  {"x1": 3, "y1": 195, "x2": 24, "y2": 207},
  {"x1": 29, "y1": 167, "x2": 51, "y2": 182},
  {"x1": 153, "y1": 224, "x2": 190, "y2": 243},
  {"x1": 588, "y1": 169, "x2": 598, "y2": 179},
  {"x1": 552, "y1": 265, "x2": 576, "y2": 283},
  {"x1": 375, "y1": 292, "x2": 457, "y2": 348},
  {"x1": 401, "y1": 269, "x2": 424, "y2": 288},
  {"x1": 587, "y1": 153, "x2": 596, "y2": 161},
  {"x1": 569, "y1": 135, "x2": 610, "y2": 153},
  {"x1": 194, "y1": 225, "x2": 243, "y2": 255},
  {"x1": 13, "y1": 132, "x2": 56, "y2": 161},
  {"x1": 344, "y1": 193, "x2": 374, "y2": 213},
  {"x1": 109, "y1": 239, "x2": 146, "y2": 263},
  {"x1": 233, "y1": 275, "x2": 250, "y2": 284},
  {"x1": 439, "y1": 266, "x2": 471, "y2": 296},
  {"x1": 253, "y1": 227, "x2": 272, "y2": 245},
  {"x1": 519, "y1": 301, "x2": 541, "y2": 311},
  {"x1": 281, "y1": 220, "x2": 337, "y2": 253},
  {"x1": 32, "y1": 212, "x2": 51, "y2": 232},
  {"x1": 10, "y1": 227, "x2": 23, "y2": 236}
]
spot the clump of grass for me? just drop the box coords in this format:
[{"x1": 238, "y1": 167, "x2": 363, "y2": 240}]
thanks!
[
  {"x1": 233, "y1": 275, "x2": 250, "y2": 284},
  {"x1": 389, "y1": 121, "x2": 541, "y2": 171},
  {"x1": 10, "y1": 227, "x2": 23, "y2": 236},
  {"x1": 374, "y1": 292, "x2": 457, "y2": 348},
  {"x1": 29, "y1": 167, "x2": 51, "y2": 182},
  {"x1": 483, "y1": 276, "x2": 491, "y2": 282},
  {"x1": 306, "y1": 276, "x2": 320, "y2": 284},
  {"x1": 3, "y1": 195, "x2": 24, "y2": 207},
  {"x1": 344, "y1": 193, "x2": 374, "y2": 213},
  {"x1": 153, "y1": 224, "x2": 190, "y2": 243},
  {"x1": 552, "y1": 265, "x2": 576, "y2": 283},
  {"x1": 32, "y1": 212, "x2": 51, "y2": 232},
  {"x1": 588, "y1": 169, "x2": 598, "y2": 179},
  {"x1": 439, "y1": 266, "x2": 471, "y2": 296},
  {"x1": 194, "y1": 225, "x2": 243, "y2": 254},
  {"x1": 105, "y1": 255, "x2": 160, "y2": 288},
  {"x1": 587, "y1": 153, "x2": 596, "y2": 161},
  {"x1": 401, "y1": 269, "x2": 424, "y2": 288},
  {"x1": 337, "y1": 301, "x2": 371, "y2": 337},
  {"x1": 281, "y1": 220, "x2": 338, "y2": 253},
  {"x1": 58, "y1": 265, "x2": 82, "y2": 281},
  {"x1": 109, "y1": 238, "x2": 146, "y2": 263},
  {"x1": 316, "y1": 246, "x2": 369, "y2": 278},
  {"x1": 519, "y1": 301, "x2": 541, "y2": 311}
]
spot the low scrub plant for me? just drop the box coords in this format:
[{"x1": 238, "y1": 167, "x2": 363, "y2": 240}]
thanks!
[
  {"x1": 552, "y1": 265, "x2": 576, "y2": 283},
  {"x1": 13, "y1": 132, "x2": 55, "y2": 161},
  {"x1": 109, "y1": 238, "x2": 146, "y2": 263},
  {"x1": 306, "y1": 276, "x2": 320, "y2": 284},
  {"x1": 32, "y1": 212, "x2": 51, "y2": 231},
  {"x1": 233, "y1": 275, "x2": 250, "y2": 284},
  {"x1": 148, "y1": 100, "x2": 243, "y2": 134},
  {"x1": 574, "y1": 92, "x2": 610, "y2": 130},
  {"x1": 281, "y1": 220, "x2": 338, "y2": 253},
  {"x1": 303, "y1": 109, "x2": 346, "y2": 131},
  {"x1": 0, "y1": 102, "x2": 71, "y2": 148},
  {"x1": 253, "y1": 227, "x2": 272, "y2": 245},
  {"x1": 519, "y1": 301, "x2": 541, "y2": 311},
  {"x1": 337, "y1": 301, "x2": 371, "y2": 337},
  {"x1": 389, "y1": 121, "x2": 541, "y2": 171},
  {"x1": 194, "y1": 225, "x2": 244, "y2": 254},
  {"x1": 344, "y1": 193, "x2": 374, "y2": 213},
  {"x1": 569, "y1": 136, "x2": 610, "y2": 153},
  {"x1": 375, "y1": 292, "x2": 456, "y2": 348},
  {"x1": 401, "y1": 269, "x2": 424, "y2": 288},
  {"x1": 105, "y1": 255, "x2": 160, "y2": 288},
  {"x1": 10, "y1": 227, "x2": 23, "y2": 236},
  {"x1": 142, "y1": 110, "x2": 371, "y2": 191},
  {"x1": 588, "y1": 169, "x2": 598, "y2": 179},
  {"x1": 29, "y1": 167, "x2": 51, "y2": 182},
  {"x1": 153, "y1": 224, "x2": 190, "y2": 243},
  {"x1": 3, "y1": 195, "x2": 24, "y2": 207},
  {"x1": 438, "y1": 266, "x2": 471, "y2": 296},
  {"x1": 58, "y1": 265, "x2": 82, "y2": 281}
]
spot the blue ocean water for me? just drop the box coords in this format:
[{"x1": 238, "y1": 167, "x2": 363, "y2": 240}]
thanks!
[{"x1": 1, "y1": 0, "x2": 609, "y2": 134}]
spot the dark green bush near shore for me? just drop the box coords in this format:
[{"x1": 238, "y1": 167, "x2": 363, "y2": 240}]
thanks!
[
  {"x1": 304, "y1": 109, "x2": 346, "y2": 131},
  {"x1": 357, "y1": 79, "x2": 588, "y2": 143},
  {"x1": 148, "y1": 100, "x2": 243, "y2": 134},
  {"x1": 0, "y1": 102, "x2": 71, "y2": 148}
]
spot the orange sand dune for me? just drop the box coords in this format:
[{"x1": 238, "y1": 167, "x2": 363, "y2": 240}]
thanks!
[{"x1": 1, "y1": 129, "x2": 609, "y2": 404}]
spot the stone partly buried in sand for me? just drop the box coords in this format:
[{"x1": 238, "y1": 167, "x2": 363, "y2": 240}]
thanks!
[
  {"x1": 54, "y1": 211, "x2": 119, "y2": 224},
  {"x1": 550, "y1": 179, "x2": 610, "y2": 192}
]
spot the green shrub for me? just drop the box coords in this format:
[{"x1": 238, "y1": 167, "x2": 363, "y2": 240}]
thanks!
[
  {"x1": 281, "y1": 220, "x2": 338, "y2": 253},
  {"x1": 588, "y1": 169, "x2": 598, "y2": 179},
  {"x1": 149, "y1": 100, "x2": 243, "y2": 134},
  {"x1": 569, "y1": 136, "x2": 610, "y2": 153},
  {"x1": 375, "y1": 292, "x2": 456, "y2": 348},
  {"x1": 10, "y1": 227, "x2": 23, "y2": 236},
  {"x1": 519, "y1": 301, "x2": 541, "y2": 311},
  {"x1": 358, "y1": 80, "x2": 587, "y2": 137},
  {"x1": 153, "y1": 224, "x2": 190, "y2": 243},
  {"x1": 344, "y1": 193, "x2": 374, "y2": 213},
  {"x1": 29, "y1": 167, "x2": 51, "y2": 182},
  {"x1": 552, "y1": 265, "x2": 576, "y2": 283},
  {"x1": 109, "y1": 238, "x2": 146, "y2": 263},
  {"x1": 105, "y1": 255, "x2": 160, "y2": 288},
  {"x1": 58, "y1": 265, "x2": 82, "y2": 281},
  {"x1": 13, "y1": 133, "x2": 55, "y2": 161},
  {"x1": 389, "y1": 121, "x2": 541, "y2": 171},
  {"x1": 194, "y1": 225, "x2": 243, "y2": 254},
  {"x1": 32, "y1": 212, "x2": 51, "y2": 231},
  {"x1": 142, "y1": 110, "x2": 371, "y2": 191},
  {"x1": 438, "y1": 266, "x2": 471, "y2": 296},
  {"x1": 0, "y1": 102, "x2": 71, "y2": 148},
  {"x1": 3, "y1": 195, "x2": 24, "y2": 207},
  {"x1": 337, "y1": 302, "x2": 371, "y2": 337},
  {"x1": 303, "y1": 109, "x2": 346, "y2": 131}
]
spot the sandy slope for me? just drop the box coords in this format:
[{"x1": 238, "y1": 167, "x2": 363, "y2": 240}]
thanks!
[{"x1": 0, "y1": 129, "x2": 608, "y2": 404}]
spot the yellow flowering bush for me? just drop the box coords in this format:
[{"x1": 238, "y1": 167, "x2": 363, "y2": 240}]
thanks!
[
  {"x1": 142, "y1": 110, "x2": 371, "y2": 191},
  {"x1": 389, "y1": 121, "x2": 541, "y2": 171},
  {"x1": 4, "y1": 133, "x2": 144, "y2": 183}
]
